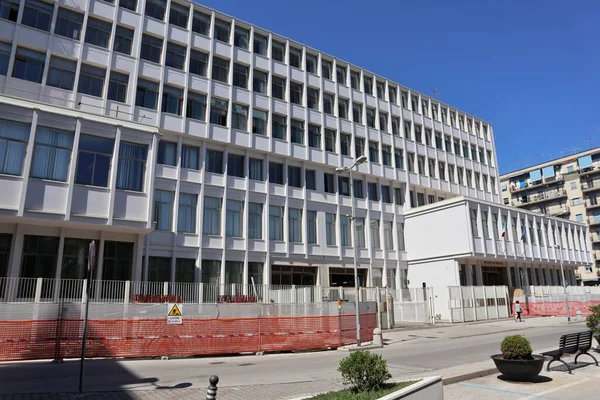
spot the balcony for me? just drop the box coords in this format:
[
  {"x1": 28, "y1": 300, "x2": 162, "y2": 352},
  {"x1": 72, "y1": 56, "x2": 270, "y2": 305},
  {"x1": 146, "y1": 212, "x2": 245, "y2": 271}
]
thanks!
[
  {"x1": 511, "y1": 189, "x2": 568, "y2": 207},
  {"x1": 589, "y1": 216, "x2": 600, "y2": 227},
  {"x1": 509, "y1": 175, "x2": 564, "y2": 194},
  {"x1": 579, "y1": 163, "x2": 600, "y2": 178},
  {"x1": 582, "y1": 181, "x2": 600, "y2": 193},
  {"x1": 591, "y1": 234, "x2": 600, "y2": 244},
  {"x1": 586, "y1": 199, "x2": 600, "y2": 210},
  {"x1": 549, "y1": 204, "x2": 570, "y2": 217}
]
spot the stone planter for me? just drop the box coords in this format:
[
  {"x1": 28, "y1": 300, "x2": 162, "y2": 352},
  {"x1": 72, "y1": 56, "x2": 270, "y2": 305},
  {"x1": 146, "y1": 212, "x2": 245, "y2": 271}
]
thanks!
[
  {"x1": 490, "y1": 354, "x2": 545, "y2": 382},
  {"x1": 377, "y1": 376, "x2": 442, "y2": 400}
]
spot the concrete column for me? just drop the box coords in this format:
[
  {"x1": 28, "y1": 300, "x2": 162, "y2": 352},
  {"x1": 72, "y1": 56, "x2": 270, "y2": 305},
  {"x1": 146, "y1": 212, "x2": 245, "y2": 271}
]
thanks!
[{"x1": 133, "y1": 234, "x2": 144, "y2": 282}]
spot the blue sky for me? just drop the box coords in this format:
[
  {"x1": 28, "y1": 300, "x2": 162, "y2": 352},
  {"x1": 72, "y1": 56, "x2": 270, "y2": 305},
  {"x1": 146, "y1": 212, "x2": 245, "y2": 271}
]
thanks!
[{"x1": 198, "y1": 0, "x2": 600, "y2": 174}]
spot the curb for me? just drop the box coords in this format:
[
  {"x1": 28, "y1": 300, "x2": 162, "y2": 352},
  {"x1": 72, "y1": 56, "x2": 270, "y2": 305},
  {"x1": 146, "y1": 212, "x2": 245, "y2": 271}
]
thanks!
[{"x1": 441, "y1": 367, "x2": 499, "y2": 385}]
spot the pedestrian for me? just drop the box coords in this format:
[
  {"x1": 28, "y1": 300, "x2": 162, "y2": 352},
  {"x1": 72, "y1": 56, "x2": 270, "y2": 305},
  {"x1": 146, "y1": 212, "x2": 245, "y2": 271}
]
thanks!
[{"x1": 515, "y1": 300, "x2": 522, "y2": 322}]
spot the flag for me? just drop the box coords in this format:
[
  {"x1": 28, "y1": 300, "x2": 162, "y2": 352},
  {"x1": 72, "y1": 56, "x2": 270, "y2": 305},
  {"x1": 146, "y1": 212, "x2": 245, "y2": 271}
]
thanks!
[{"x1": 501, "y1": 221, "x2": 508, "y2": 238}]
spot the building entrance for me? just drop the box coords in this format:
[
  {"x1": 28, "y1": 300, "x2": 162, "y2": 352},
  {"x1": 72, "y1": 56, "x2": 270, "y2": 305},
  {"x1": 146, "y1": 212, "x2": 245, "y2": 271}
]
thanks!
[
  {"x1": 329, "y1": 267, "x2": 368, "y2": 287},
  {"x1": 271, "y1": 265, "x2": 317, "y2": 286}
]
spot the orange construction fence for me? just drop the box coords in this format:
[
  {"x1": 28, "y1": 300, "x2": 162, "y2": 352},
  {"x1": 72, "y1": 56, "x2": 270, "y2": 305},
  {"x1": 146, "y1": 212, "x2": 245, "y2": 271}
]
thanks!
[
  {"x1": 0, "y1": 313, "x2": 377, "y2": 362},
  {"x1": 512, "y1": 300, "x2": 600, "y2": 318}
]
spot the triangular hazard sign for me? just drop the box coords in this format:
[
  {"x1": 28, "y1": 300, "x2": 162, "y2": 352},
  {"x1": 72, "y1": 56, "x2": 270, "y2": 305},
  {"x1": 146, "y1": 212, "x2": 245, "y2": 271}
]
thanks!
[{"x1": 168, "y1": 304, "x2": 182, "y2": 316}]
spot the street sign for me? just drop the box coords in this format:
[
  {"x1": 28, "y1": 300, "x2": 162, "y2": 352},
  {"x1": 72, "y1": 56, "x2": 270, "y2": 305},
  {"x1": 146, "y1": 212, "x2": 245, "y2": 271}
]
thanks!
[
  {"x1": 88, "y1": 240, "x2": 96, "y2": 271},
  {"x1": 167, "y1": 303, "x2": 183, "y2": 324}
]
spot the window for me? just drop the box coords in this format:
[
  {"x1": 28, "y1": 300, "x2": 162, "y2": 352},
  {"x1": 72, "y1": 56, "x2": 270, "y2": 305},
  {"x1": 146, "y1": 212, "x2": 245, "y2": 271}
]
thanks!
[
  {"x1": 288, "y1": 166, "x2": 301, "y2": 188},
  {"x1": 116, "y1": 142, "x2": 146, "y2": 191},
  {"x1": 481, "y1": 211, "x2": 490, "y2": 239},
  {"x1": 249, "y1": 158, "x2": 263, "y2": 181},
  {"x1": 0, "y1": 0, "x2": 19, "y2": 22},
  {"x1": 336, "y1": 65, "x2": 346, "y2": 84},
  {"x1": 166, "y1": 42, "x2": 186, "y2": 70},
  {"x1": 379, "y1": 112, "x2": 387, "y2": 132},
  {"x1": 417, "y1": 155, "x2": 425, "y2": 175},
  {"x1": 457, "y1": 167, "x2": 464, "y2": 185},
  {"x1": 272, "y1": 76, "x2": 285, "y2": 100},
  {"x1": 210, "y1": 98, "x2": 228, "y2": 126},
  {"x1": 161, "y1": 85, "x2": 183, "y2": 115},
  {"x1": 435, "y1": 131, "x2": 443, "y2": 150},
  {"x1": 326, "y1": 213, "x2": 336, "y2": 245},
  {"x1": 157, "y1": 141, "x2": 176, "y2": 166},
  {"x1": 427, "y1": 158, "x2": 436, "y2": 177},
  {"x1": 206, "y1": 149, "x2": 223, "y2": 174},
  {"x1": 234, "y1": 27, "x2": 249, "y2": 49},
  {"x1": 226, "y1": 200, "x2": 243, "y2": 237},
  {"x1": 291, "y1": 119, "x2": 304, "y2": 144},
  {"x1": 340, "y1": 134, "x2": 351, "y2": 156},
  {"x1": 145, "y1": 0, "x2": 165, "y2": 20},
  {"x1": 0, "y1": 119, "x2": 29, "y2": 176},
  {"x1": 462, "y1": 141, "x2": 469, "y2": 159},
  {"x1": 454, "y1": 138, "x2": 461, "y2": 156},
  {"x1": 391, "y1": 117, "x2": 400, "y2": 136},
  {"x1": 306, "y1": 53, "x2": 317, "y2": 73},
  {"x1": 253, "y1": 33, "x2": 267, "y2": 55},
  {"x1": 269, "y1": 206, "x2": 283, "y2": 241},
  {"x1": 272, "y1": 40, "x2": 285, "y2": 62},
  {"x1": 248, "y1": 202, "x2": 263, "y2": 239},
  {"x1": 269, "y1": 162, "x2": 283, "y2": 184},
  {"x1": 233, "y1": 63, "x2": 248, "y2": 88},
  {"x1": 354, "y1": 217, "x2": 365, "y2": 247},
  {"x1": 307, "y1": 87, "x2": 319, "y2": 110},
  {"x1": 321, "y1": 59, "x2": 332, "y2": 79},
  {"x1": 438, "y1": 161, "x2": 446, "y2": 180},
  {"x1": 382, "y1": 145, "x2": 391, "y2": 166},
  {"x1": 308, "y1": 124, "x2": 321, "y2": 149},
  {"x1": 340, "y1": 215, "x2": 351, "y2": 246},
  {"x1": 369, "y1": 141, "x2": 379, "y2": 163},
  {"x1": 85, "y1": 17, "x2": 111, "y2": 48},
  {"x1": 370, "y1": 220, "x2": 380, "y2": 249},
  {"x1": 107, "y1": 71, "x2": 128, "y2": 102},
  {"x1": 153, "y1": 190, "x2": 173, "y2": 231},
  {"x1": 368, "y1": 182, "x2": 379, "y2": 201},
  {"x1": 363, "y1": 76, "x2": 372, "y2": 95},
  {"x1": 0, "y1": 42, "x2": 9, "y2": 76},
  {"x1": 252, "y1": 109, "x2": 267, "y2": 135},
  {"x1": 47, "y1": 56, "x2": 76, "y2": 90},
  {"x1": 181, "y1": 145, "x2": 199, "y2": 170},
  {"x1": 306, "y1": 210, "x2": 317, "y2": 244},
  {"x1": 338, "y1": 176, "x2": 349, "y2": 196},
  {"x1": 376, "y1": 81, "x2": 385, "y2": 99},
  {"x1": 394, "y1": 188, "x2": 404, "y2": 205},
  {"x1": 318, "y1": 93, "x2": 333, "y2": 115},
  {"x1": 290, "y1": 82, "x2": 303, "y2": 105},
  {"x1": 213, "y1": 19, "x2": 230, "y2": 43},
  {"x1": 227, "y1": 154, "x2": 244, "y2": 178},
  {"x1": 21, "y1": 235, "x2": 59, "y2": 280},
  {"x1": 74, "y1": 135, "x2": 114, "y2": 188},
  {"x1": 12, "y1": 47, "x2": 45, "y2": 83},
  {"x1": 576, "y1": 214, "x2": 583, "y2": 222},
  {"x1": 186, "y1": 91, "x2": 207, "y2": 121},
  {"x1": 338, "y1": 98, "x2": 348, "y2": 119},
  {"x1": 272, "y1": 114, "x2": 286, "y2": 140},
  {"x1": 203, "y1": 197, "x2": 221, "y2": 235},
  {"x1": 384, "y1": 221, "x2": 394, "y2": 250},
  {"x1": 324, "y1": 173, "x2": 335, "y2": 193},
  {"x1": 471, "y1": 144, "x2": 477, "y2": 161},
  {"x1": 189, "y1": 50, "x2": 208, "y2": 76},
  {"x1": 366, "y1": 108, "x2": 376, "y2": 128},
  {"x1": 355, "y1": 137, "x2": 365, "y2": 156},
  {"x1": 119, "y1": 0, "x2": 136, "y2": 11},
  {"x1": 30, "y1": 127, "x2": 73, "y2": 182},
  {"x1": 407, "y1": 152, "x2": 415, "y2": 173},
  {"x1": 381, "y1": 185, "x2": 391, "y2": 203},
  {"x1": 414, "y1": 124, "x2": 422, "y2": 143},
  {"x1": 466, "y1": 169, "x2": 472, "y2": 187},
  {"x1": 394, "y1": 148, "x2": 404, "y2": 170},
  {"x1": 479, "y1": 147, "x2": 486, "y2": 164},
  {"x1": 253, "y1": 69, "x2": 267, "y2": 94},
  {"x1": 350, "y1": 71, "x2": 360, "y2": 89},
  {"x1": 482, "y1": 174, "x2": 488, "y2": 192},
  {"x1": 110, "y1": 25, "x2": 134, "y2": 55},
  {"x1": 288, "y1": 208, "x2": 302, "y2": 242},
  {"x1": 352, "y1": 103, "x2": 363, "y2": 124},
  {"x1": 444, "y1": 135, "x2": 452, "y2": 153},
  {"x1": 441, "y1": 107, "x2": 448, "y2": 124},
  {"x1": 388, "y1": 86, "x2": 397, "y2": 104},
  {"x1": 572, "y1": 198, "x2": 582, "y2": 206},
  {"x1": 450, "y1": 110, "x2": 456, "y2": 127},
  {"x1": 305, "y1": 170, "x2": 316, "y2": 190},
  {"x1": 22, "y1": 0, "x2": 53, "y2": 31},
  {"x1": 55, "y1": 8, "x2": 83, "y2": 40},
  {"x1": 231, "y1": 104, "x2": 248, "y2": 131},
  {"x1": 175, "y1": 258, "x2": 195, "y2": 283},
  {"x1": 325, "y1": 129, "x2": 336, "y2": 152},
  {"x1": 140, "y1": 34, "x2": 163, "y2": 63},
  {"x1": 289, "y1": 47, "x2": 301, "y2": 68},
  {"x1": 78, "y1": 64, "x2": 106, "y2": 97},
  {"x1": 212, "y1": 57, "x2": 229, "y2": 83}
]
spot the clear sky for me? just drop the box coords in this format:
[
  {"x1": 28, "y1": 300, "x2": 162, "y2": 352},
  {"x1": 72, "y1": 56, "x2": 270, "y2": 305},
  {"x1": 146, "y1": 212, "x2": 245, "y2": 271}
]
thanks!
[{"x1": 198, "y1": 0, "x2": 600, "y2": 174}]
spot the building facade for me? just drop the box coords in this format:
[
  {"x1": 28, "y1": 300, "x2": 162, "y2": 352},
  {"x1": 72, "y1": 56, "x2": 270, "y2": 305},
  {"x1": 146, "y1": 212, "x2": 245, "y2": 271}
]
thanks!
[
  {"x1": 0, "y1": 0, "x2": 590, "y2": 295},
  {"x1": 501, "y1": 148, "x2": 600, "y2": 284}
]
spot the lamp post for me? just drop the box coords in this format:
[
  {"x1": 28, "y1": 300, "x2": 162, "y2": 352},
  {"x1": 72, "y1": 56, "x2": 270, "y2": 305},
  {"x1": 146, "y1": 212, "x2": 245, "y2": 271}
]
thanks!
[
  {"x1": 336, "y1": 155, "x2": 368, "y2": 347},
  {"x1": 556, "y1": 244, "x2": 571, "y2": 322}
]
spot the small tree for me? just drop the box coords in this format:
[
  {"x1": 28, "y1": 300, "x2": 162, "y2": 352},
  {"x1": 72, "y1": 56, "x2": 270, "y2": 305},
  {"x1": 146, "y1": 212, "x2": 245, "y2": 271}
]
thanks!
[
  {"x1": 586, "y1": 305, "x2": 600, "y2": 345},
  {"x1": 501, "y1": 335, "x2": 533, "y2": 360},
  {"x1": 338, "y1": 350, "x2": 391, "y2": 392}
]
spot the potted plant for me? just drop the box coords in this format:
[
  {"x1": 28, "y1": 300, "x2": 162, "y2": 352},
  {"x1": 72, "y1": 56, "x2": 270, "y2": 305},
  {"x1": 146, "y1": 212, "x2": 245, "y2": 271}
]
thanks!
[
  {"x1": 491, "y1": 335, "x2": 545, "y2": 381},
  {"x1": 586, "y1": 305, "x2": 600, "y2": 348}
]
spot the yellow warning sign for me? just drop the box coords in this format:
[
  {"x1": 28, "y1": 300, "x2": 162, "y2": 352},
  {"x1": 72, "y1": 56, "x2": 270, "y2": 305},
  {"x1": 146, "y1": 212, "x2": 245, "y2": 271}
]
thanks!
[
  {"x1": 167, "y1": 303, "x2": 183, "y2": 324},
  {"x1": 168, "y1": 304, "x2": 182, "y2": 316}
]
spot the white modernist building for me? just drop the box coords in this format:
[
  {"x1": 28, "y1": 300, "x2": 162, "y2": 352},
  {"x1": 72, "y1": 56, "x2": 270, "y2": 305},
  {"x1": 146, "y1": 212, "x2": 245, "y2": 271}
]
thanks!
[{"x1": 0, "y1": 0, "x2": 592, "y2": 295}]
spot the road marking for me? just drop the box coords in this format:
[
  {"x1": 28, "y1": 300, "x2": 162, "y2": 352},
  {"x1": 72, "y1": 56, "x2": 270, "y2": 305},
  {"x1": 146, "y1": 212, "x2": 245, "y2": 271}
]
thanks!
[
  {"x1": 516, "y1": 377, "x2": 591, "y2": 400},
  {"x1": 457, "y1": 382, "x2": 552, "y2": 399}
]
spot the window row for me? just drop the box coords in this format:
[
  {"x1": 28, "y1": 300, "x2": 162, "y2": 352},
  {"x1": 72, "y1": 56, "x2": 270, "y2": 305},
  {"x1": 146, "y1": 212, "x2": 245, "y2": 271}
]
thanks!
[
  {"x1": 154, "y1": 191, "x2": 406, "y2": 250},
  {"x1": 0, "y1": 118, "x2": 148, "y2": 191}
]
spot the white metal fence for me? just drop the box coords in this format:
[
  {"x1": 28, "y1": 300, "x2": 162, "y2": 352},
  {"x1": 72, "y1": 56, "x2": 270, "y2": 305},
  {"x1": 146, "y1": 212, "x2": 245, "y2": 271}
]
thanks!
[
  {"x1": 448, "y1": 285, "x2": 510, "y2": 323},
  {"x1": 527, "y1": 285, "x2": 600, "y2": 303}
]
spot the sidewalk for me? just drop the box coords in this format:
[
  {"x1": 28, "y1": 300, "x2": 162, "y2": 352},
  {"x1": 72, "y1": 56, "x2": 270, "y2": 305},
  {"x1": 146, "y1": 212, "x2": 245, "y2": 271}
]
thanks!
[{"x1": 0, "y1": 316, "x2": 588, "y2": 400}]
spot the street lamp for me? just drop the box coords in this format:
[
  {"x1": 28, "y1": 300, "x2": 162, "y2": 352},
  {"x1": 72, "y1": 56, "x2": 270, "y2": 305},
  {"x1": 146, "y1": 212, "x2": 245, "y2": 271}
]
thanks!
[
  {"x1": 555, "y1": 244, "x2": 571, "y2": 322},
  {"x1": 335, "y1": 155, "x2": 368, "y2": 346}
]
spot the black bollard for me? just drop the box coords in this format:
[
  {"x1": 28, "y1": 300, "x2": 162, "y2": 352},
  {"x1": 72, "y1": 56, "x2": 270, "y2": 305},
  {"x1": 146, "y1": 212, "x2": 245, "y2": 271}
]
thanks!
[{"x1": 205, "y1": 375, "x2": 219, "y2": 400}]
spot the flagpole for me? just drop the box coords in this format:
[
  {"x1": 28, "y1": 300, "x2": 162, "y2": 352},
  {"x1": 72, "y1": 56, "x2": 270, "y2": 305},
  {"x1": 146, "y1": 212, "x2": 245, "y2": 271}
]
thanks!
[{"x1": 78, "y1": 240, "x2": 96, "y2": 394}]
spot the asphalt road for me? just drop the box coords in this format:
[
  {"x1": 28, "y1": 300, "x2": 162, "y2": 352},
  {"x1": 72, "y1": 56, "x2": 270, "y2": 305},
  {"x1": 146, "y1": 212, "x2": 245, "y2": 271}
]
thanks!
[{"x1": 0, "y1": 320, "x2": 587, "y2": 394}]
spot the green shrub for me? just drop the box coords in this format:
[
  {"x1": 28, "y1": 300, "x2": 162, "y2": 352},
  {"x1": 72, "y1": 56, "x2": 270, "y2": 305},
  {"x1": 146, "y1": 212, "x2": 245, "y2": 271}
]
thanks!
[
  {"x1": 586, "y1": 305, "x2": 600, "y2": 343},
  {"x1": 338, "y1": 350, "x2": 392, "y2": 393},
  {"x1": 500, "y1": 335, "x2": 533, "y2": 360}
]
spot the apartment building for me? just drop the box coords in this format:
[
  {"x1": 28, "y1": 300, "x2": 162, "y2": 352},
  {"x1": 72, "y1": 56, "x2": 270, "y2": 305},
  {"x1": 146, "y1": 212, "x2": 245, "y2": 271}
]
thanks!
[
  {"x1": 0, "y1": 0, "x2": 590, "y2": 296},
  {"x1": 501, "y1": 148, "x2": 600, "y2": 284}
]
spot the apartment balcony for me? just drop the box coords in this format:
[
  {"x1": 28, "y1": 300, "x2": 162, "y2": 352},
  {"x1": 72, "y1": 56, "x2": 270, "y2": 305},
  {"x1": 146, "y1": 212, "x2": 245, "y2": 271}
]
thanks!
[
  {"x1": 591, "y1": 234, "x2": 600, "y2": 244},
  {"x1": 511, "y1": 189, "x2": 568, "y2": 207},
  {"x1": 589, "y1": 216, "x2": 600, "y2": 227},
  {"x1": 509, "y1": 175, "x2": 564, "y2": 194},
  {"x1": 549, "y1": 204, "x2": 570, "y2": 217},
  {"x1": 579, "y1": 163, "x2": 600, "y2": 178},
  {"x1": 586, "y1": 199, "x2": 600, "y2": 210},
  {"x1": 582, "y1": 181, "x2": 600, "y2": 193}
]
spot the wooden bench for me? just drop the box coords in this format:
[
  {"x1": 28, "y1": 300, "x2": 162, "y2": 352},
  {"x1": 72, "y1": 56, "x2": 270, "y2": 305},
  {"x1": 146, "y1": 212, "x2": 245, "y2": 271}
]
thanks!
[{"x1": 541, "y1": 330, "x2": 598, "y2": 374}]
